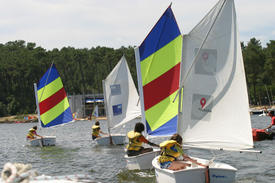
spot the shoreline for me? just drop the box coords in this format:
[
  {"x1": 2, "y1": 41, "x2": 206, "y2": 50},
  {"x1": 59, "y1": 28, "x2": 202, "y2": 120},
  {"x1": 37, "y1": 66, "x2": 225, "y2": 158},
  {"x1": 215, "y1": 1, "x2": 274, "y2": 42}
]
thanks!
[
  {"x1": 0, "y1": 105, "x2": 273, "y2": 124},
  {"x1": 0, "y1": 115, "x2": 107, "y2": 124},
  {"x1": 0, "y1": 114, "x2": 38, "y2": 124},
  {"x1": 250, "y1": 105, "x2": 275, "y2": 110}
]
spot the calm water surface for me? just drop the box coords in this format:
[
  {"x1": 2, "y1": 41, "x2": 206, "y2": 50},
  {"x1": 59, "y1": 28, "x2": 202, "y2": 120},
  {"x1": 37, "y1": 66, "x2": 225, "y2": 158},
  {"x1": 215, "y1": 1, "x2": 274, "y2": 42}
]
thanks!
[{"x1": 0, "y1": 116, "x2": 274, "y2": 183}]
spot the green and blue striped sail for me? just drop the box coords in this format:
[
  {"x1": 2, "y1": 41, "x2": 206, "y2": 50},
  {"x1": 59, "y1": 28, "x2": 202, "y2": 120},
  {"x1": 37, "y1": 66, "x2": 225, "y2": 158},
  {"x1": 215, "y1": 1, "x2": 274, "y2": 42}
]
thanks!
[
  {"x1": 37, "y1": 64, "x2": 73, "y2": 128},
  {"x1": 135, "y1": 6, "x2": 182, "y2": 136}
]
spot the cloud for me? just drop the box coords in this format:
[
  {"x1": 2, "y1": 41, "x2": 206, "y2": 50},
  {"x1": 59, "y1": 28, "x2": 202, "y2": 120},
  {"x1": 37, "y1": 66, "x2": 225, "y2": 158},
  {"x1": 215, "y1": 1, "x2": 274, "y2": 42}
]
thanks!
[{"x1": 0, "y1": 0, "x2": 274, "y2": 50}]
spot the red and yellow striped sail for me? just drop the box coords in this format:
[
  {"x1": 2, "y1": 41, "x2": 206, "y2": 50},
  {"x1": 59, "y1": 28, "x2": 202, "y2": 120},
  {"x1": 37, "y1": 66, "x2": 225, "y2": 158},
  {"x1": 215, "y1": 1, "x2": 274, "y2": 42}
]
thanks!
[
  {"x1": 135, "y1": 6, "x2": 182, "y2": 135},
  {"x1": 36, "y1": 64, "x2": 73, "y2": 127}
]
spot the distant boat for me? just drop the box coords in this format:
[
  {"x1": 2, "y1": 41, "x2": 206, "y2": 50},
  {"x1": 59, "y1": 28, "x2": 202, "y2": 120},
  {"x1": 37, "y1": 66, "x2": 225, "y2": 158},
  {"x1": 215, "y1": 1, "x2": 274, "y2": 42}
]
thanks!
[
  {"x1": 152, "y1": 0, "x2": 256, "y2": 182},
  {"x1": 30, "y1": 64, "x2": 74, "y2": 147},
  {"x1": 249, "y1": 108, "x2": 275, "y2": 116},
  {"x1": 249, "y1": 108, "x2": 265, "y2": 115},
  {"x1": 92, "y1": 105, "x2": 99, "y2": 118},
  {"x1": 90, "y1": 104, "x2": 99, "y2": 122},
  {"x1": 95, "y1": 56, "x2": 141, "y2": 145}
]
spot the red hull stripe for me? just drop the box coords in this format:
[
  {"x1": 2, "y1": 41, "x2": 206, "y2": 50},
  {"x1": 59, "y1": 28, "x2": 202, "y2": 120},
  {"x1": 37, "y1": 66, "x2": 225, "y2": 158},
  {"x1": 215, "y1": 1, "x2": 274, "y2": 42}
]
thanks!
[
  {"x1": 39, "y1": 87, "x2": 67, "y2": 115},
  {"x1": 143, "y1": 62, "x2": 180, "y2": 111}
]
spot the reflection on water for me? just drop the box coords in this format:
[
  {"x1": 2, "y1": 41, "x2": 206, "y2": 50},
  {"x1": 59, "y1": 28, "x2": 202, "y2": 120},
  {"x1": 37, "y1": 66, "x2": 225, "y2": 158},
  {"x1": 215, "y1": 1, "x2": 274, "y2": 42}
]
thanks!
[
  {"x1": 117, "y1": 169, "x2": 155, "y2": 183},
  {"x1": 0, "y1": 116, "x2": 274, "y2": 182}
]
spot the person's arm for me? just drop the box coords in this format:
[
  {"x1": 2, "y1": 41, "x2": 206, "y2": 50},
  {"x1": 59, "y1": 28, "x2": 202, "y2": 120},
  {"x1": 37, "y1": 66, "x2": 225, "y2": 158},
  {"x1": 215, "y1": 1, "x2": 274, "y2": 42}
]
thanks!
[
  {"x1": 265, "y1": 116, "x2": 275, "y2": 129},
  {"x1": 176, "y1": 146, "x2": 206, "y2": 167},
  {"x1": 99, "y1": 130, "x2": 108, "y2": 135},
  {"x1": 182, "y1": 154, "x2": 207, "y2": 167},
  {"x1": 33, "y1": 131, "x2": 43, "y2": 138},
  {"x1": 139, "y1": 136, "x2": 159, "y2": 147},
  {"x1": 264, "y1": 124, "x2": 272, "y2": 130},
  {"x1": 148, "y1": 141, "x2": 159, "y2": 147}
]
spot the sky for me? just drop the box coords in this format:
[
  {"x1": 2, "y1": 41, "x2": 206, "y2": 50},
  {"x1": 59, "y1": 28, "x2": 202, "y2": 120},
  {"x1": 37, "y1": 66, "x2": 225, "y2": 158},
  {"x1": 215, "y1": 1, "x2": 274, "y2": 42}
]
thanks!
[{"x1": 0, "y1": 0, "x2": 274, "y2": 50}]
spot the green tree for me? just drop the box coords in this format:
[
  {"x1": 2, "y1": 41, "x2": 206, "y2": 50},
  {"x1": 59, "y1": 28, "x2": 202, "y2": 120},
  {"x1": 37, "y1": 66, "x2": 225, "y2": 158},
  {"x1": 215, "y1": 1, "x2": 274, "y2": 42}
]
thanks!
[{"x1": 242, "y1": 38, "x2": 265, "y2": 105}]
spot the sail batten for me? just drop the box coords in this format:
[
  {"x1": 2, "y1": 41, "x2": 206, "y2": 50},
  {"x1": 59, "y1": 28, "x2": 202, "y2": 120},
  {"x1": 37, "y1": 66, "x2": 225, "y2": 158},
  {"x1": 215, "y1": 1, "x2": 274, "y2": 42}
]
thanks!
[
  {"x1": 178, "y1": 0, "x2": 253, "y2": 150},
  {"x1": 135, "y1": 6, "x2": 182, "y2": 136}
]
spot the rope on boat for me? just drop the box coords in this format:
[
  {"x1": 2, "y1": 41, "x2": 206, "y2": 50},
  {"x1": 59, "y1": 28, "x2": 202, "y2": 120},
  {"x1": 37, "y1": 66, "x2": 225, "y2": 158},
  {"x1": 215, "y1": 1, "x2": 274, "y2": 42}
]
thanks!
[
  {"x1": 205, "y1": 166, "x2": 210, "y2": 183},
  {"x1": 1, "y1": 162, "x2": 37, "y2": 183},
  {"x1": 1, "y1": 163, "x2": 97, "y2": 183}
]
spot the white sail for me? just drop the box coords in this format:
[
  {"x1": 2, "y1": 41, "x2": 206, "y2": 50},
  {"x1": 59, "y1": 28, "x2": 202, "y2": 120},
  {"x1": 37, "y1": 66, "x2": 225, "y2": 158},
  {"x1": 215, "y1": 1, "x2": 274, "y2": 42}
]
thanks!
[
  {"x1": 92, "y1": 105, "x2": 99, "y2": 118},
  {"x1": 178, "y1": 0, "x2": 253, "y2": 150},
  {"x1": 103, "y1": 56, "x2": 141, "y2": 129}
]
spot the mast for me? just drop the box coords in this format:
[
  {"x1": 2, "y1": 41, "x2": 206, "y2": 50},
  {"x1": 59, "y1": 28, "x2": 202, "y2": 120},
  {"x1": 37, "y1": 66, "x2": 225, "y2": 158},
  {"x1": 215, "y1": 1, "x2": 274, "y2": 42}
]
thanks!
[
  {"x1": 34, "y1": 83, "x2": 42, "y2": 128},
  {"x1": 177, "y1": 0, "x2": 227, "y2": 99},
  {"x1": 134, "y1": 47, "x2": 147, "y2": 137},
  {"x1": 102, "y1": 80, "x2": 113, "y2": 145}
]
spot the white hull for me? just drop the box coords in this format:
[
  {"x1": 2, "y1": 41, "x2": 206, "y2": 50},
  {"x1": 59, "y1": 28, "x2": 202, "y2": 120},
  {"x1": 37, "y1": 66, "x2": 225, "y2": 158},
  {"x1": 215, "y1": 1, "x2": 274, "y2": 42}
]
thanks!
[
  {"x1": 152, "y1": 156, "x2": 236, "y2": 183},
  {"x1": 29, "y1": 136, "x2": 56, "y2": 147},
  {"x1": 95, "y1": 134, "x2": 126, "y2": 145},
  {"x1": 125, "y1": 149, "x2": 160, "y2": 170}
]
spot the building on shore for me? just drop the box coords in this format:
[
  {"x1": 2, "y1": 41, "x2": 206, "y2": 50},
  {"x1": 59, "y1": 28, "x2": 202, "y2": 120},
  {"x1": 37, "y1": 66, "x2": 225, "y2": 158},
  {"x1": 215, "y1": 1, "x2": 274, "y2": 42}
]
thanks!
[{"x1": 68, "y1": 93, "x2": 105, "y2": 119}]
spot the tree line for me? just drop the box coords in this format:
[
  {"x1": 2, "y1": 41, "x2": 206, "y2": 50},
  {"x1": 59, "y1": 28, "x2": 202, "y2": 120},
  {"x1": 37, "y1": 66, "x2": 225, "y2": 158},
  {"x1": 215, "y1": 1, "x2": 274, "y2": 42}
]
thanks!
[{"x1": 0, "y1": 38, "x2": 274, "y2": 117}]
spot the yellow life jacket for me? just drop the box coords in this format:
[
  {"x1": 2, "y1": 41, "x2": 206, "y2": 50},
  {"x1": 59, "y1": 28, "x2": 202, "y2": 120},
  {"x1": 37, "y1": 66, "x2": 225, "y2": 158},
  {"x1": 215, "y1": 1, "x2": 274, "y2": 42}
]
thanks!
[
  {"x1": 26, "y1": 128, "x2": 36, "y2": 139},
  {"x1": 158, "y1": 140, "x2": 182, "y2": 163},
  {"x1": 92, "y1": 125, "x2": 100, "y2": 137},
  {"x1": 126, "y1": 131, "x2": 142, "y2": 151}
]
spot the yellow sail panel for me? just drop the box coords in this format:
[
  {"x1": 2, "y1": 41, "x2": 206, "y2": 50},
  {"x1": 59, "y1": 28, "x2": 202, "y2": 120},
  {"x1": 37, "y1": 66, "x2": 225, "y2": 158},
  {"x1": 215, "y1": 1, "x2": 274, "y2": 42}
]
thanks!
[
  {"x1": 145, "y1": 91, "x2": 178, "y2": 131},
  {"x1": 40, "y1": 98, "x2": 70, "y2": 125},
  {"x1": 37, "y1": 77, "x2": 63, "y2": 102},
  {"x1": 140, "y1": 35, "x2": 182, "y2": 86}
]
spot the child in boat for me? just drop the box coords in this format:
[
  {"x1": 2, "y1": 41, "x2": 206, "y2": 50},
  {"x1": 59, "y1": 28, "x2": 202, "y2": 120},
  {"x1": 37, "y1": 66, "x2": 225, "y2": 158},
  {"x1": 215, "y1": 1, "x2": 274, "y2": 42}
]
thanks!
[
  {"x1": 126, "y1": 122, "x2": 159, "y2": 156},
  {"x1": 264, "y1": 111, "x2": 275, "y2": 134},
  {"x1": 92, "y1": 121, "x2": 107, "y2": 140},
  {"x1": 26, "y1": 126, "x2": 43, "y2": 140},
  {"x1": 158, "y1": 133, "x2": 206, "y2": 171}
]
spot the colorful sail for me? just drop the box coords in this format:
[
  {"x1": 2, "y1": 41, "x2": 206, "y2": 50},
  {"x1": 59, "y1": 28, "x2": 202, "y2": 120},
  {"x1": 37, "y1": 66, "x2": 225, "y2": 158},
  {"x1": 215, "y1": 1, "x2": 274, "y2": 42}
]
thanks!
[
  {"x1": 135, "y1": 6, "x2": 182, "y2": 136},
  {"x1": 36, "y1": 64, "x2": 73, "y2": 128}
]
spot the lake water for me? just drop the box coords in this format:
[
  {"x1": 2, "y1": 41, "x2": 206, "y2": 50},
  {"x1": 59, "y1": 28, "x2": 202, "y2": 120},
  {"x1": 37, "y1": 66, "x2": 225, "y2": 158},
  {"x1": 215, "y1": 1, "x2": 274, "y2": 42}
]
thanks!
[{"x1": 0, "y1": 115, "x2": 274, "y2": 183}]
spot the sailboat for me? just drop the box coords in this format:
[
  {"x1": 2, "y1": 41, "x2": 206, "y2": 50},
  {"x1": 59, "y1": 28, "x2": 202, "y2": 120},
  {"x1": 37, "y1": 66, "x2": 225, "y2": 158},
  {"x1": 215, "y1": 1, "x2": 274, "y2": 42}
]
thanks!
[
  {"x1": 30, "y1": 64, "x2": 74, "y2": 147},
  {"x1": 152, "y1": 0, "x2": 256, "y2": 182},
  {"x1": 95, "y1": 56, "x2": 141, "y2": 145},
  {"x1": 91, "y1": 104, "x2": 99, "y2": 122},
  {"x1": 125, "y1": 5, "x2": 182, "y2": 170}
]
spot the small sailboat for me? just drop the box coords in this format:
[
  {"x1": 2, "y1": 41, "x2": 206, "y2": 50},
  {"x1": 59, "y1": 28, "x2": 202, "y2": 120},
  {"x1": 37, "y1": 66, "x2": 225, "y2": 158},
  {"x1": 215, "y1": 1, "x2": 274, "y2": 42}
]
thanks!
[
  {"x1": 91, "y1": 104, "x2": 99, "y2": 122},
  {"x1": 95, "y1": 56, "x2": 141, "y2": 145},
  {"x1": 30, "y1": 64, "x2": 74, "y2": 147},
  {"x1": 125, "y1": 5, "x2": 182, "y2": 170},
  {"x1": 153, "y1": 0, "x2": 256, "y2": 182}
]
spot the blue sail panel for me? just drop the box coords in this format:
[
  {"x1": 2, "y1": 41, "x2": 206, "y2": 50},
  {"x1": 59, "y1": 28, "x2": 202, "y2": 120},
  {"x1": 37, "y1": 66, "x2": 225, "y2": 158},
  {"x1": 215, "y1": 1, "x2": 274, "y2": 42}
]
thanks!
[{"x1": 146, "y1": 115, "x2": 178, "y2": 136}]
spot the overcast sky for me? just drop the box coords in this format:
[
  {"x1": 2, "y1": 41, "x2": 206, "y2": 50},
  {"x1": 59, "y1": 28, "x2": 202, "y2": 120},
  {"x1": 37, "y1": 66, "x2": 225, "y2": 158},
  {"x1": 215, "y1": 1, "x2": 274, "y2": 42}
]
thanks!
[{"x1": 0, "y1": 0, "x2": 274, "y2": 50}]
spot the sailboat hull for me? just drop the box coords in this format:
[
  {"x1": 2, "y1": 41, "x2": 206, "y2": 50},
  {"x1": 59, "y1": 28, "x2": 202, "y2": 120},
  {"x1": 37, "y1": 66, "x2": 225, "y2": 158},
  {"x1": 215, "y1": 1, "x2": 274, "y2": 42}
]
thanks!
[
  {"x1": 252, "y1": 128, "x2": 275, "y2": 141},
  {"x1": 152, "y1": 156, "x2": 236, "y2": 183},
  {"x1": 95, "y1": 134, "x2": 126, "y2": 145},
  {"x1": 29, "y1": 136, "x2": 56, "y2": 147},
  {"x1": 124, "y1": 149, "x2": 160, "y2": 170}
]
